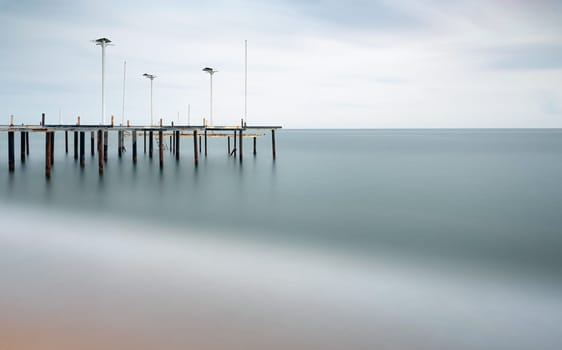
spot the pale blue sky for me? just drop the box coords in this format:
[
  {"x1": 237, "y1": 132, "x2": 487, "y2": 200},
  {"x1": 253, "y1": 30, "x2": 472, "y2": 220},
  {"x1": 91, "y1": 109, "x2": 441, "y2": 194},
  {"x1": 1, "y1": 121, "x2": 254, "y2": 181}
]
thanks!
[{"x1": 1, "y1": 0, "x2": 561, "y2": 127}]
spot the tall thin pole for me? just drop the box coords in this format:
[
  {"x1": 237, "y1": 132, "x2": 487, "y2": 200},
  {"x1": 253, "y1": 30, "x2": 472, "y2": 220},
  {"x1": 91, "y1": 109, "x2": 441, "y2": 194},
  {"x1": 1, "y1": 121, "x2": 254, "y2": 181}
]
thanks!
[
  {"x1": 122, "y1": 60, "x2": 126, "y2": 126},
  {"x1": 101, "y1": 42, "x2": 106, "y2": 125},
  {"x1": 210, "y1": 73, "x2": 213, "y2": 126},
  {"x1": 244, "y1": 39, "x2": 247, "y2": 123},
  {"x1": 150, "y1": 78, "x2": 153, "y2": 126}
]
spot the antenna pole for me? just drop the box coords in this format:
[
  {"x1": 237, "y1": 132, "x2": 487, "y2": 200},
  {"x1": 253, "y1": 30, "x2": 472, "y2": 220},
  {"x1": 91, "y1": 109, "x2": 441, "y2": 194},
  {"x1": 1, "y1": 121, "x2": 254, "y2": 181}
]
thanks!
[
  {"x1": 244, "y1": 39, "x2": 247, "y2": 123},
  {"x1": 122, "y1": 60, "x2": 126, "y2": 126}
]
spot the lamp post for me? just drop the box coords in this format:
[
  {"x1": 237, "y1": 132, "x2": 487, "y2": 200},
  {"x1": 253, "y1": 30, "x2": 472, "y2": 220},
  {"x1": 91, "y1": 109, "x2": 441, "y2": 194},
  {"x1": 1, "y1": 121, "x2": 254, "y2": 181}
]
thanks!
[
  {"x1": 142, "y1": 73, "x2": 157, "y2": 126},
  {"x1": 92, "y1": 38, "x2": 112, "y2": 125},
  {"x1": 202, "y1": 67, "x2": 217, "y2": 126}
]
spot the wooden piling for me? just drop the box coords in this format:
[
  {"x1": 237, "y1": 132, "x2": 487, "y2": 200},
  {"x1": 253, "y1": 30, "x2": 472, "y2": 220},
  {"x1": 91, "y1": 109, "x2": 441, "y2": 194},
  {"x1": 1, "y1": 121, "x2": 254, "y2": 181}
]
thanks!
[
  {"x1": 175, "y1": 130, "x2": 180, "y2": 161},
  {"x1": 41, "y1": 113, "x2": 45, "y2": 126},
  {"x1": 45, "y1": 132, "x2": 51, "y2": 178},
  {"x1": 21, "y1": 131, "x2": 26, "y2": 162},
  {"x1": 233, "y1": 130, "x2": 237, "y2": 155},
  {"x1": 132, "y1": 130, "x2": 137, "y2": 164},
  {"x1": 118, "y1": 131, "x2": 122, "y2": 158},
  {"x1": 50, "y1": 131, "x2": 55, "y2": 166},
  {"x1": 65, "y1": 131, "x2": 68, "y2": 154},
  {"x1": 8, "y1": 131, "x2": 14, "y2": 172},
  {"x1": 253, "y1": 136, "x2": 257, "y2": 156},
  {"x1": 149, "y1": 131, "x2": 153, "y2": 158},
  {"x1": 144, "y1": 130, "x2": 147, "y2": 154},
  {"x1": 193, "y1": 130, "x2": 198, "y2": 166},
  {"x1": 26, "y1": 132, "x2": 29, "y2": 156},
  {"x1": 79, "y1": 131, "x2": 85, "y2": 168},
  {"x1": 98, "y1": 130, "x2": 104, "y2": 175},
  {"x1": 204, "y1": 129, "x2": 208, "y2": 157},
  {"x1": 272, "y1": 129, "x2": 276, "y2": 160},
  {"x1": 170, "y1": 135, "x2": 173, "y2": 153},
  {"x1": 91, "y1": 131, "x2": 94, "y2": 156},
  {"x1": 239, "y1": 129, "x2": 243, "y2": 163},
  {"x1": 103, "y1": 131, "x2": 108, "y2": 162},
  {"x1": 199, "y1": 136, "x2": 202, "y2": 153},
  {"x1": 159, "y1": 129, "x2": 164, "y2": 170},
  {"x1": 74, "y1": 131, "x2": 78, "y2": 160}
]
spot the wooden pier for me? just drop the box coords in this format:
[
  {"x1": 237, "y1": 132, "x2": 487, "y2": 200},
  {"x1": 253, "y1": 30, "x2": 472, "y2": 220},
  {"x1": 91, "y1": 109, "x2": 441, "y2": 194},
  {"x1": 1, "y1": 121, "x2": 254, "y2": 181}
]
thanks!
[{"x1": 1, "y1": 114, "x2": 281, "y2": 178}]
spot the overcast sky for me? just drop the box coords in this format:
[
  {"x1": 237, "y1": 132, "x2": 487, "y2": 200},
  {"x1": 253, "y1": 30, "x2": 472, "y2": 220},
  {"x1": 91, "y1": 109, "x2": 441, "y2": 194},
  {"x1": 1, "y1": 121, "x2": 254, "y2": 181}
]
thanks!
[{"x1": 1, "y1": 0, "x2": 561, "y2": 128}]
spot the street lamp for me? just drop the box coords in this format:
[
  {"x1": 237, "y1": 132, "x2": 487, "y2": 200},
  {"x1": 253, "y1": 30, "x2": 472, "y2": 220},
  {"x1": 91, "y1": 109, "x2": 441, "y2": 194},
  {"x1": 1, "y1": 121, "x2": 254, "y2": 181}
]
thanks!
[
  {"x1": 142, "y1": 73, "x2": 157, "y2": 126},
  {"x1": 92, "y1": 37, "x2": 112, "y2": 124},
  {"x1": 203, "y1": 67, "x2": 217, "y2": 126}
]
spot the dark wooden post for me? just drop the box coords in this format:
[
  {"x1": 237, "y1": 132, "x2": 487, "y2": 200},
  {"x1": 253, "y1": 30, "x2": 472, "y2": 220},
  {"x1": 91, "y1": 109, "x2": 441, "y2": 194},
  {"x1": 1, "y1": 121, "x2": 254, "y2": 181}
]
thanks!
[
  {"x1": 233, "y1": 130, "x2": 237, "y2": 155},
  {"x1": 144, "y1": 130, "x2": 147, "y2": 154},
  {"x1": 175, "y1": 131, "x2": 180, "y2": 161},
  {"x1": 253, "y1": 136, "x2": 257, "y2": 156},
  {"x1": 98, "y1": 130, "x2": 104, "y2": 175},
  {"x1": 90, "y1": 131, "x2": 94, "y2": 156},
  {"x1": 103, "y1": 131, "x2": 108, "y2": 162},
  {"x1": 193, "y1": 130, "x2": 198, "y2": 166},
  {"x1": 118, "y1": 131, "x2": 122, "y2": 158},
  {"x1": 21, "y1": 131, "x2": 26, "y2": 162},
  {"x1": 239, "y1": 129, "x2": 243, "y2": 163},
  {"x1": 79, "y1": 131, "x2": 85, "y2": 168},
  {"x1": 8, "y1": 131, "x2": 14, "y2": 172},
  {"x1": 149, "y1": 131, "x2": 153, "y2": 158},
  {"x1": 65, "y1": 130, "x2": 68, "y2": 154},
  {"x1": 159, "y1": 129, "x2": 164, "y2": 170},
  {"x1": 132, "y1": 130, "x2": 137, "y2": 164},
  {"x1": 272, "y1": 129, "x2": 276, "y2": 160},
  {"x1": 204, "y1": 129, "x2": 208, "y2": 157},
  {"x1": 170, "y1": 134, "x2": 173, "y2": 153},
  {"x1": 45, "y1": 132, "x2": 51, "y2": 178},
  {"x1": 41, "y1": 113, "x2": 45, "y2": 126},
  {"x1": 50, "y1": 131, "x2": 55, "y2": 166},
  {"x1": 227, "y1": 136, "x2": 231, "y2": 155},
  {"x1": 199, "y1": 136, "x2": 202, "y2": 153},
  {"x1": 26, "y1": 132, "x2": 29, "y2": 156},
  {"x1": 74, "y1": 131, "x2": 78, "y2": 160}
]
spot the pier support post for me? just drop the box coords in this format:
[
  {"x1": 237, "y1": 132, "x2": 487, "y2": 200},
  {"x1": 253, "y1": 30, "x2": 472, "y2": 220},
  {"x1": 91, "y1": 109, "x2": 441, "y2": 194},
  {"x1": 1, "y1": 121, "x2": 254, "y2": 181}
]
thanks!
[
  {"x1": 253, "y1": 136, "x2": 256, "y2": 156},
  {"x1": 65, "y1": 131, "x2": 68, "y2": 154},
  {"x1": 175, "y1": 131, "x2": 180, "y2": 161},
  {"x1": 21, "y1": 131, "x2": 26, "y2": 163},
  {"x1": 132, "y1": 130, "x2": 137, "y2": 164},
  {"x1": 98, "y1": 130, "x2": 104, "y2": 175},
  {"x1": 45, "y1": 132, "x2": 51, "y2": 178},
  {"x1": 199, "y1": 136, "x2": 202, "y2": 153},
  {"x1": 233, "y1": 130, "x2": 237, "y2": 155},
  {"x1": 272, "y1": 129, "x2": 276, "y2": 160},
  {"x1": 104, "y1": 131, "x2": 108, "y2": 162},
  {"x1": 193, "y1": 130, "x2": 198, "y2": 167},
  {"x1": 74, "y1": 131, "x2": 78, "y2": 160},
  {"x1": 26, "y1": 132, "x2": 29, "y2": 156},
  {"x1": 239, "y1": 129, "x2": 243, "y2": 163},
  {"x1": 204, "y1": 129, "x2": 207, "y2": 157},
  {"x1": 159, "y1": 129, "x2": 164, "y2": 170},
  {"x1": 170, "y1": 134, "x2": 173, "y2": 153},
  {"x1": 79, "y1": 131, "x2": 85, "y2": 168},
  {"x1": 144, "y1": 130, "x2": 146, "y2": 154},
  {"x1": 149, "y1": 131, "x2": 153, "y2": 159},
  {"x1": 8, "y1": 131, "x2": 14, "y2": 172},
  {"x1": 118, "y1": 131, "x2": 122, "y2": 158},
  {"x1": 90, "y1": 131, "x2": 94, "y2": 156},
  {"x1": 50, "y1": 131, "x2": 55, "y2": 166}
]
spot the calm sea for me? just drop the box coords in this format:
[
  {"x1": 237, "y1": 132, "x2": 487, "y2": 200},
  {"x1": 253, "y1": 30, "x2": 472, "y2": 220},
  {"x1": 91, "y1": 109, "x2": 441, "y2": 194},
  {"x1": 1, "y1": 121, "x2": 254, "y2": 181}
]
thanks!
[{"x1": 1, "y1": 129, "x2": 562, "y2": 349}]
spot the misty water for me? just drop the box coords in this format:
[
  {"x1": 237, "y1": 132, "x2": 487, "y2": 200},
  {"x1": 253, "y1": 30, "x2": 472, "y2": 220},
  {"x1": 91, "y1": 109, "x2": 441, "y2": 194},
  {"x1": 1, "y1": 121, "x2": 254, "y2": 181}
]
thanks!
[{"x1": 1, "y1": 129, "x2": 562, "y2": 349}]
